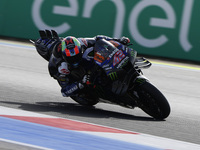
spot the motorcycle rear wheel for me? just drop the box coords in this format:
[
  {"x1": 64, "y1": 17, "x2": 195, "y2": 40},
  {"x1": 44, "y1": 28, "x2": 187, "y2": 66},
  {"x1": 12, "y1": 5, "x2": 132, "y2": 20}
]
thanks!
[{"x1": 133, "y1": 82, "x2": 170, "y2": 120}]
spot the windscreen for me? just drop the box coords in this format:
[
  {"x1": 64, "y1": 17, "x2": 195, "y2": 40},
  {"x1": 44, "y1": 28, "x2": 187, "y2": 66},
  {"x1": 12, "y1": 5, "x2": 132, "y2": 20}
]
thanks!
[{"x1": 94, "y1": 39, "x2": 129, "y2": 74}]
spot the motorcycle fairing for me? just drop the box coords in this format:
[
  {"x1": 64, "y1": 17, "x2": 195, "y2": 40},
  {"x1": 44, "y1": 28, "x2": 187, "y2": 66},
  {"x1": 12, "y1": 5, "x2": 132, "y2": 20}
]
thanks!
[
  {"x1": 93, "y1": 39, "x2": 138, "y2": 95},
  {"x1": 94, "y1": 39, "x2": 135, "y2": 77}
]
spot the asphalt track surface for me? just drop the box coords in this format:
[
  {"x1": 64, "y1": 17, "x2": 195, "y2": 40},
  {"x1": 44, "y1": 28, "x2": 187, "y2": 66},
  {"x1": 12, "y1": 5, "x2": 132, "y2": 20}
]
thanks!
[{"x1": 0, "y1": 40, "x2": 200, "y2": 148}]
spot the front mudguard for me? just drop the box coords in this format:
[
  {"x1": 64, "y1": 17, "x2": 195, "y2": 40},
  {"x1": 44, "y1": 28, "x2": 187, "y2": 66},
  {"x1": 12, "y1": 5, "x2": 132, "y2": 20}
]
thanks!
[{"x1": 133, "y1": 75, "x2": 149, "y2": 87}]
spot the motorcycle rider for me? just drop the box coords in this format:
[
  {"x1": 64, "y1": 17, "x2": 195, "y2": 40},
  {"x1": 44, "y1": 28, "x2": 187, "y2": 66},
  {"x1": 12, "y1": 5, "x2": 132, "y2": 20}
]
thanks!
[{"x1": 35, "y1": 30, "x2": 130, "y2": 97}]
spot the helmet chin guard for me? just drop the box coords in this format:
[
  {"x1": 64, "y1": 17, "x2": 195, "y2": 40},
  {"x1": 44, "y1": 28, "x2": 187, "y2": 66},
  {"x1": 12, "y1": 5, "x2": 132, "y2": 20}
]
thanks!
[{"x1": 61, "y1": 36, "x2": 82, "y2": 67}]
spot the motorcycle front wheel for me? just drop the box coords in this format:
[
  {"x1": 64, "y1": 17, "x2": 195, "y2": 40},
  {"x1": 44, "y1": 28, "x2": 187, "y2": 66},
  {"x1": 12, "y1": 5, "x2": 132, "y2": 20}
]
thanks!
[{"x1": 133, "y1": 81, "x2": 171, "y2": 120}]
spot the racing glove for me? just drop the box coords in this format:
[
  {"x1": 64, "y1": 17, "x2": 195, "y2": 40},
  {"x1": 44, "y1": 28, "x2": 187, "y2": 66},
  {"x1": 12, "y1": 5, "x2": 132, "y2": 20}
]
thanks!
[
  {"x1": 35, "y1": 30, "x2": 60, "y2": 61},
  {"x1": 119, "y1": 36, "x2": 130, "y2": 45},
  {"x1": 82, "y1": 74, "x2": 91, "y2": 85}
]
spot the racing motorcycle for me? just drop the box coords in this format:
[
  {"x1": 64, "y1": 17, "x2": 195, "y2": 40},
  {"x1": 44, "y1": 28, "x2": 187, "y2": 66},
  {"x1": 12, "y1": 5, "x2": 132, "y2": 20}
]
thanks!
[{"x1": 32, "y1": 30, "x2": 170, "y2": 120}]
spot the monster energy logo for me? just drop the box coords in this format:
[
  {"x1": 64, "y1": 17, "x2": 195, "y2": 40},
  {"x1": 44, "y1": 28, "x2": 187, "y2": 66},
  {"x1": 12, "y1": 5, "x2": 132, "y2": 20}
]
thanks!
[
  {"x1": 130, "y1": 50, "x2": 135, "y2": 57},
  {"x1": 109, "y1": 72, "x2": 118, "y2": 81},
  {"x1": 136, "y1": 78, "x2": 145, "y2": 84}
]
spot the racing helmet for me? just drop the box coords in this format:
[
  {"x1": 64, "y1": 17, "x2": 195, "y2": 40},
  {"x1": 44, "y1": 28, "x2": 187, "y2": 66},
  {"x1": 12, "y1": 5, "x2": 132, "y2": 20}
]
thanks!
[{"x1": 61, "y1": 36, "x2": 82, "y2": 68}]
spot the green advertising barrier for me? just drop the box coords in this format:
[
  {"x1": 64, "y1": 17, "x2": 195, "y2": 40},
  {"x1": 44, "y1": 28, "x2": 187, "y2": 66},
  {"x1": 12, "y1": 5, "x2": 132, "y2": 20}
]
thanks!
[{"x1": 0, "y1": 0, "x2": 200, "y2": 62}]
